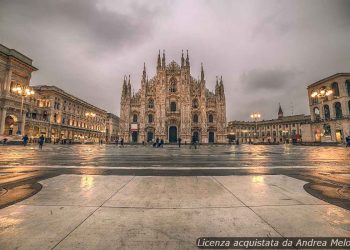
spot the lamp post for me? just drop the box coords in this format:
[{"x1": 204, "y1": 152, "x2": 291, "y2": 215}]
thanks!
[
  {"x1": 11, "y1": 85, "x2": 35, "y2": 135},
  {"x1": 250, "y1": 112, "x2": 261, "y2": 142},
  {"x1": 85, "y1": 112, "x2": 96, "y2": 141}
]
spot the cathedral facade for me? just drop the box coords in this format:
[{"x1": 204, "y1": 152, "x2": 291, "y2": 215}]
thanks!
[{"x1": 119, "y1": 51, "x2": 227, "y2": 144}]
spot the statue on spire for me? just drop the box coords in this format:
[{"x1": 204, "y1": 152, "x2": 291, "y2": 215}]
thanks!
[
  {"x1": 201, "y1": 63, "x2": 205, "y2": 81},
  {"x1": 186, "y1": 49, "x2": 190, "y2": 67},
  {"x1": 157, "y1": 50, "x2": 161, "y2": 69}
]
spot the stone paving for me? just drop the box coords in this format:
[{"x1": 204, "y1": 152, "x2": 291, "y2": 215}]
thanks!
[
  {"x1": 1, "y1": 144, "x2": 350, "y2": 168},
  {"x1": 1, "y1": 174, "x2": 349, "y2": 250}
]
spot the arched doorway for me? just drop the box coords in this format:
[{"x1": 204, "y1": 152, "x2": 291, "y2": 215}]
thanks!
[
  {"x1": 193, "y1": 131, "x2": 199, "y2": 142},
  {"x1": 208, "y1": 131, "x2": 215, "y2": 143},
  {"x1": 147, "y1": 131, "x2": 154, "y2": 142},
  {"x1": 5, "y1": 115, "x2": 17, "y2": 135},
  {"x1": 131, "y1": 131, "x2": 138, "y2": 143},
  {"x1": 169, "y1": 126, "x2": 177, "y2": 143}
]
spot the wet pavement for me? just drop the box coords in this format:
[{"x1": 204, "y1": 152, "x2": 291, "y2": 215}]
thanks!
[
  {"x1": 0, "y1": 143, "x2": 350, "y2": 168},
  {"x1": 0, "y1": 144, "x2": 349, "y2": 249},
  {"x1": 0, "y1": 175, "x2": 349, "y2": 249}
]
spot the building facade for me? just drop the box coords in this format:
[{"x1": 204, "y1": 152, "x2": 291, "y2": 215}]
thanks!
[
  {"x1": 32, "y1": 85, "x2": 107, "y2": 142},
  {"x1": 301, "y1": 73, "x2": 350, "y2": 143},
  {"x1": 0, "y1": 44, "x2": 117, "y2": 143},
  {"x1": 0, "y1": 44, "x2": 38, "y2": 136},
  {"x1": 106, "y1": 112, "x2": 120, "y2": 143},
  {"x1": 120, "y1": 50, "x2": 227, "y2": 144},
  {"x1": 228, "y1": 105, "x2": 310, "y2": 143}
]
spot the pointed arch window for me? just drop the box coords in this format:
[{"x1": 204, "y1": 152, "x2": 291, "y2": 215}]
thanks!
[
  {"x1": 170, "y1": 102, "x2": 177, "y2": 112},
  {"x1": 208, "y1": 114, "x2": 214, "y2": 123},
  {"x1": 148, "y1": 114, "x2": 153, "y2": 123},
  {"x1": 169, "y1": 78, "x2": 177, "y2": 92},
  {"x1": 148, "y1": 99, "x2": 154, "y2": 109},
  {"x1": 133, "y1": 114, "x2": 138, "y2": 123}
]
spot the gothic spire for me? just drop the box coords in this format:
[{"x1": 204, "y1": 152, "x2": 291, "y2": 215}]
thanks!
[
  {"x1": 162, "y1": 50, "x2": 166, "y2": 69},
  {"x1": 201, "y1": 63, "x2": 204, "y2": 81},
  {"x1": 181, "y1": 50, "x2": 184, "y2": 68},
  {"x1": 278, "y1": 103, "x2": 283, "y2": 119},
  {"x1": 127, "y1": 75, "x2": 131, "y2": 94},
  {"x1": 185, "y1": 49, "x2": 190, "y2": 67},
  {"x1": 157, "y1": 50, "x2": 161, "y2": 69},
  {"x1": 142, "y1": 62, "x2": 146, "y2": 81}
]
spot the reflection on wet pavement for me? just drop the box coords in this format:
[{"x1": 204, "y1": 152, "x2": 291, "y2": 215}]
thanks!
[{"x1": 0, "y1": 144, "x2": 350, "y2": 167}]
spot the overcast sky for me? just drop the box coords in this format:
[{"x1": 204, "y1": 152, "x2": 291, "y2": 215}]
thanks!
[{"x1": 1, "y1": 0, "x2": 349, "y2": 120}]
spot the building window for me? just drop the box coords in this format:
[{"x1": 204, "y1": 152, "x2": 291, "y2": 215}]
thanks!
[
  {"x1": 323, "y1": 124, "x2": 331, "y2": 136},
  {"x1": 346, "y1": 80, "x2": 350, "y2": 96},
  {"x1": 208, "y1": 114, "x2": 214, "y2": 123},
  {"x1": 332, "y1": 82, "x2": 340, "y2": 97},
  {"x1": 323, "y1": 105, "x2": 330, "y2": 120},
  {"x1": 148, "y1": 99, "x2": 154, "y2": 109},
  {"x1": 334, "y1": 102, "x2": 342, "y2": 118},
  {"x1": 314, "y1": 107, "x2": 320, "y2": 121},
  {"x1": 169, "y1": 78, "x2": 177, "y2": 92},
  {"x1": 348, "y1": 100, "x2": 350, "y2": 114},
  {"x1": 148, "y1": 114, "x2": 153, "y2": 123},
  {"x1": 170, "y1": 102, "x2": 176, "y2": 112},
  {"x1": 192, "y1": 99, "x2": 199, "y2": 108},
  {"x1": 133, "y1": 114, "x2": 138, "y2": 123},
  {"x1": 193, "y1": 114, "x2": 199, "y2": 123},
  {"x1": 273, "y1": 131, "x2": 276, "y2": 136}
]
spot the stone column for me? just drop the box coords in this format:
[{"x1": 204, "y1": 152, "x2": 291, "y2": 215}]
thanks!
[{"x1": 0, "y1": 108, "x2": 7, "y2": 134}]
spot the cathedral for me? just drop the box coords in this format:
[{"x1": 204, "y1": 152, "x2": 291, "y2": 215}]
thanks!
[{"x1": 119, "y1": 50, "x2": 227, "y2": 144}]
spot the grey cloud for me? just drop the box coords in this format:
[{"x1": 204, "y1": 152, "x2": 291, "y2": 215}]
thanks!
[
  {"x1": 0, "y1": 0, "x2": 162, "y2": 54},
  {"x1": 0, "y1": 0, "x2": 349, "y2": 120},
  {"x1": 241, "y1": 69, "x2": 298, "y2": 91}
]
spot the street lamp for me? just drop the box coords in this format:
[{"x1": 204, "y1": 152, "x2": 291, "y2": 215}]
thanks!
[
  {"x1": 250, "y1": 112, "x2": 261, "y2": 141},
  {"x1": 310, "y1": 87, "x2": 333, "y2": 99},
  {"x1": 11, "y1": 85, "x2": 35, "y2": 135}
]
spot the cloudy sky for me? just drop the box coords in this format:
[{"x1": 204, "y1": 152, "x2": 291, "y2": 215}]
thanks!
[{"x1": 1, "y1": 0, "x2": 349, "y2": 120}]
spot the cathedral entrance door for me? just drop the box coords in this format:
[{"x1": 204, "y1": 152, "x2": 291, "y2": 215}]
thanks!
[
  {"x1": 132, "y1": 131, "x2": 138, "y2": 143},
  {"x1": 169, "y1": 126, "x2": 177, "y2": 143},
  {"x1": 208, "y1": 131, "x2": 215, "y2": 143},
  {"x1": 147, "y1": 131, "x2": 154, "y2": 142}
]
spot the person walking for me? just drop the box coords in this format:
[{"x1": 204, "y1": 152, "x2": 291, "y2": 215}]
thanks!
[
  {"x1": 22, "y1": 134, "x2": 29, "y2": 146},
  {"x1": 38, "y1": 135, "x2": 45, "y2": 150},
  {"x1": 178, "y1": 137, "x2": 182, "y2": 148},
  {"x1": 115, "y1": 138, "x2": 119, "y2": 146},
  {"x1": 346, "y1": 136, "x2": 350, "y2": 147},
  {"x1": 120, "y1": 138, "x2": 124, "y2": 147},
  {"x1": 191, "y1": 135, "x2": 197, "y2": 149}
]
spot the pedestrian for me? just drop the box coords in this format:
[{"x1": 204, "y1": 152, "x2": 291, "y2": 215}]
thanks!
[
  {"x1": 115, "y1": 138, "x2": 119, "y2": 146},
  {"x1": 22, "y1": 134, "x2": 29, "y2": 146},
  {"x1": 160, "y1": 138, "x2": 164, "y2": 147},
  {"x1": 178, "y1": 137, "x2": 182, "y2": 148},
  {"x1": 2, "y1": 138, "x2": 8, "y2": 145},
  {"x1": 346, "y1": 136, "x2": 350, "y2": 147},
  {"x1": 38, "y1": 135, "x2": 45, "y2": 150},
  {"x1": 156, "y1": 138, "x2": 159, "y2": 148},
  {"x1": 190, "y1": 135, "x2": 197, "y2": 149},
  {"x1": 120, "y1": 138, "x2": 124, "y2": 147}
]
